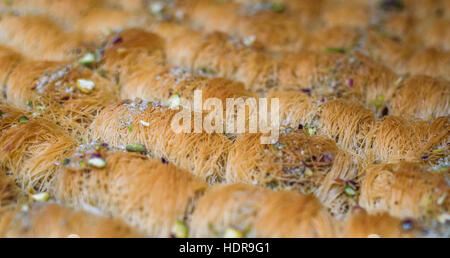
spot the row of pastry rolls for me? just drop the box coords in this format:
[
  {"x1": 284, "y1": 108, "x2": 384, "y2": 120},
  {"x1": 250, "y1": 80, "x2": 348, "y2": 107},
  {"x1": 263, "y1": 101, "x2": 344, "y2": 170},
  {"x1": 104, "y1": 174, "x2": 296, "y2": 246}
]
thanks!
[
  {"x1": 143, "y1": 0, "x2": 449, "y2": 80},
  {"x1": 0, "y1": 0, "x2": 153, "y2": 35},
  {"x1": 273, "y1": 92, "x2": 448, "y2": 163},
  {"x1": 0, "y1": 103, "x2": 196, "y2": 237},
  {"x1": 89, "y1": 28, "x2": 448, "y2": 222},
  {"x1": 176, "y1": 0, "x2": 450, "y2": 48},
  {"x1": 167, "y1": 0, "x2": 450, "y2": 80},
  {"x1": 154, "y1": 23, "x2": 448, "y2": 121},
  {"x1": 1, "y1": 2, "x2": 447, "y2": 81},
  {"x1": 0, "y1": 104, "x2": 138, "y2": 237},
  {"x1": 90, "y1": 100, "x2": 230, "y2": 183},
  {"x1": 0, "y1": 27, "x2": 253, "y2": 183},
  {"x1": 191, "y1": 183, "x2": 417, "y2": 238},
  {"x1": 0, "y1": 105, "x2": 413, "y2": 237},
  {"x1": 223, "y1": 119, "x2": 448, "y2": 231},
  {"x1": 360, "y1": 31, "x2": 450, "y2": 80},
  {"x1": 0, "y1": 52, "x2": 119, "y2": 139},
  {"x1": 0, "y1": 6, "x2": 155, "y2": 61},
  {"x1": 81, "y1": 28, "x2": 357, "y2": 217},
  {"x1": 163, "y1": 0, "x2": 450, "y2": 57},
  {"x1": 0, "y1": 103, "x2": 199, "y2": 236},
  {"x1": 0, "y1": 50, "x2": 442, "y2": 238},
  {"x1": 0, "y1": 9, "x2": 442, "y2": 237},
  {"x1": 88, "y1": 97, "x2": 448, "y2": 225},
  {"x1": 0, "y1": 203, "x2": 138, "y2": 237},
  {"x1": 0, "y1": 15, "x2": 88, "y2": 61},
  {"x1": 89, "y1": 28, "x2": 256, "y2": 183}
]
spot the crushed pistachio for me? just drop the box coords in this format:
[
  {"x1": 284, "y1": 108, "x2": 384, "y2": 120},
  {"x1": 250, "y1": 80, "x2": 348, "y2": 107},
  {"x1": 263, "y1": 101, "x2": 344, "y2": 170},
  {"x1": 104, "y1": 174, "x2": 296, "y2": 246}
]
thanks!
[
  {"x1": 126, "y1": 144, "x2": 146, "y2": 153},
  {"x1": 271, "y1": 2, "x2": 286, "y2": 13},
  {"x1": 35, "y1": 105, "x2": 45, "y2": 111},
  {"x1": 326, "y1": 47, "x2": 347, "y2": 54},
  {"x1": 167, "y1": 93, "x2": 181, "y2": 109},
  {"x1": 243, "y1": 35, "x2": 256, "y2": 47},
  {"x1": 76, "y1": 79, "x2": 95, "y2": 94},
  {"x1": 344, "y1": 184, "x2": 357, "y2": 196},
  {"x1": 87, "y1": 157, "x2": 106, "y2": 168},
  {"x1": 224, "y1": 227, "x2": 244, "y2": 238},
  {"x1": 103, "y1": 27, "x2": 113, "y2": 36},
  {"x1": 198, "y1": 67, "x2": 214, "y2": 76},
  {"x1": 78, "y1": 51, "x2": 96, "y2": 66},
  {"x1": 62, "y1": 158, "x2": 71, "y2": 166},
  {"x1": 26, "y1": 99, "x2": 32, "y2": 106},
  {"x1": 31, "y1": 192, "x2": 50, "y2": 202},
  {"x1": 420, "y1": 195, "x2": 432, "y2": 207},
  {"x1": 306, "y1": 126, "x2": 317, "y2": 136},
  {"x1": 394, "y1": 75, "x2": 406, "y2": 86},
  {"x1": 18, "y1": 116, "x2": 29, "y2": 123},
  {"x1": 371, "y1": 95, "x2": 384, "y2": 108},
  {"x1": 304, "y1": 168, "x2": 313, "y2": 176},
  {"x1": 128, "y1": 124, "x2": 134, "y2": 132},
  {"x1": 172, "y1": 220, "x2": 188, "y2": 238}
]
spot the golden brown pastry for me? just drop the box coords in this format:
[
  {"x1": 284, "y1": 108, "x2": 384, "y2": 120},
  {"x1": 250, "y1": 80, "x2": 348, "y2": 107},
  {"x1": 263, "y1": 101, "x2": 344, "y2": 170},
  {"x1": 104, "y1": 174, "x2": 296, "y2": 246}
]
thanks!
[
  {"x1": 359, "y1": 162, "x2": 449, "y2": 219},
  {"x1": 340, "y1": 208, "x2": 416, "y2": 238},
  {"x1": 190, "y1": 184, "x2": 336, "y2": 237},
  {"x1": 0, "y1": 0, "x2": 99, "y2": 29},
  {"x1": 0, "y1": 116, "x2": 76, "y2": 191},
  {"x1": 5, "y1": 61, "x2": 118, "y2": 138},
  {"x1": 121, "y1": 62, "x2": 255, "y2": 108},
  {"x1": 179, "y1": 0, "x2": 310, "y2": 53},
  {"x1": 227, "y1": 132, "x2": 361, "y2": 217},
  {"x1": 0, "y1": 46, "x2": 21, "y2": 100},
  {"x1": 420, "y1": 18, "x2": 450, "y2": 50},
  {"x1": 53, "y1": 146, "x2": 208, "y2": 237},
  {"x1": 363, "y1": 116, "x2": 447, "y2": 163},
  {"x1": 164, "y1": 28, "x2": 276, "y2": 92},
  {"x1": 322, "y1": 2, "x2": 370, "y2": 28},
  {"x1": 90, "y1": 100, "x2": 231, "y2": 182},
  {"x1": 0, "y1": 170, "x2": 20, "y2": 209},
  {"x1": 0, "y1": 104, "x2": 28, "y2": 134},
  {"x1": 0, "y1": 203, "x2": 138, "y2": 238},
  {"x1": 0, "y1": 15, "x2": 87, "y2": 61},
  {"x1": 308, "y1": 26, "x2": 362, "y2": 52},
  {"x1": 389, "y1": 75, "x2": 449, "y2": 120},
  {"x1": 100, "y1": 28, "x2": 165, "y2": 84},
  {"x1": 407, "y1": 47, "x2": 450, "y2": 80},
  {"x1": 74, "y1": 8, "x2": 153, "y2": 40}
]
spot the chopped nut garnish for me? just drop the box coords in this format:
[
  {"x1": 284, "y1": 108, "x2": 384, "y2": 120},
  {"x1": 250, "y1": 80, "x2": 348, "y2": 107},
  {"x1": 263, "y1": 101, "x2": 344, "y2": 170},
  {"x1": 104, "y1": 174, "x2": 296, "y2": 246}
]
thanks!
[
  {"x1": 167, "y1": 93, "x2": 181, "y2": 109},
  {"x1": 31, "y1": 192, "x2": 50, "y2": 202},
  {"x1": 87, "y1": 157, "x2": 106, "y2": 168},
  {"x1": 126, "y1": 144, "x2": 146, "y2": 153},
  {"x1": 172, "y1": 220, "x2": 189, "y2": 238},
  {"x1": 76, "y1": 79, "x2": 95, "y2": 94},
  {"x1": 78, "y1": 51, "x2": 96, "y2": 66},
  {"x1": 18, "y1": 116, "x2": 29, "y2": 123}
]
